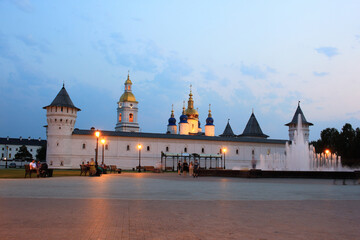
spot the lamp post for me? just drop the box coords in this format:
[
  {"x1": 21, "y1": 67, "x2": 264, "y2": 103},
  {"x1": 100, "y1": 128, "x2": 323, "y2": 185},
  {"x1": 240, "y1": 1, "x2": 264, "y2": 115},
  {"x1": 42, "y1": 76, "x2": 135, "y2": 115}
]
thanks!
[
  {"x1": 101, "y1": 139, "x2": 106, "y2": 165},
  {"x1": 95, "y1": 130, "x2": 100, "y2": 171},
  {"x1": 137, "y1": 144, "x2": 142, "y2": 172},
  {"x1": 223, "y1": 148, "x2": 227, "y2": 169}
]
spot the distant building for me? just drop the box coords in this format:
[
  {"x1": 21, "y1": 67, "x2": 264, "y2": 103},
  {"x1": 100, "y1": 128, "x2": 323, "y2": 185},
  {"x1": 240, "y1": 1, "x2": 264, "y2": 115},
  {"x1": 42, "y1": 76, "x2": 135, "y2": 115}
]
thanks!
[
  {"x1": 0, "y1": 136, "x2": 46, "y2": 160},
  {"x1": 44, "y1": 74, "x2": 311, "y2": 169}
]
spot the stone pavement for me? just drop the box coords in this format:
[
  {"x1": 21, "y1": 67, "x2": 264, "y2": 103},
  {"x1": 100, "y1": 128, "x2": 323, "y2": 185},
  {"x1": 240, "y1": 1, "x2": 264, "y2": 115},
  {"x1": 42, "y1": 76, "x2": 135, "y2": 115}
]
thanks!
[{"x1": 0, "y1": 173, "x2": 359, "y2": 240}]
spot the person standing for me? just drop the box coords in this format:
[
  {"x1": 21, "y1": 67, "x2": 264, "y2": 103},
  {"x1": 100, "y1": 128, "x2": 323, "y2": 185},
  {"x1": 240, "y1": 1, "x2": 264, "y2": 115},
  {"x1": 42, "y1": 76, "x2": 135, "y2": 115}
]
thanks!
[
  {"x1": 189, "y1": 161, "x2": 194, "y2": 177},
  {"x1": 183, "y1": 160, "x2": 188, "y2": 177},
  {"x1": 177, "y1": 161, "x2": 182, "y2": 175},
  {"x1": 194, "y1": 160, "x2": 199, "y2": 178}
]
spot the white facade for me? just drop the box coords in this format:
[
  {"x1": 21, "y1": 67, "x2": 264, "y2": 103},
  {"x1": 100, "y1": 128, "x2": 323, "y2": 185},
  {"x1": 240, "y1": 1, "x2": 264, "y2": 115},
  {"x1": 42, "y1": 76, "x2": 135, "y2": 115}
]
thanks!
[
  {"x1": 0, "y1": 137, "x2": 45, "y2": 160},
  {"x1": 44, "y1": 77, "x2": 312, "y2": 170}
]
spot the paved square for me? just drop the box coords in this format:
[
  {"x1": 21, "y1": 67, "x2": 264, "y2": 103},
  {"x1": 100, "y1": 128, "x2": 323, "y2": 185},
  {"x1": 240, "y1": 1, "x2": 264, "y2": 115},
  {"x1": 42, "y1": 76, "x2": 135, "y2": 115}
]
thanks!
[{"x1": 0, "y1": 173, "x2": 359, "y2": 240}]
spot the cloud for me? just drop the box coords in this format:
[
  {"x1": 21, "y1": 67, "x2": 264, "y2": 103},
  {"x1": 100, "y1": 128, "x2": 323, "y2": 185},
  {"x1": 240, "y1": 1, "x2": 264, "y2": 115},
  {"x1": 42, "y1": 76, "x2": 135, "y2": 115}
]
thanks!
[
  {"x1": 240, "y1": 64, "x2": 276, "y2": 79},
  {"x1": 8, "y1": 0, "x2": 33, "y2": 12},
  {"x1": 313, "y1": 71, "x2": 329, "y2": 77},
  {"x1": 315, "y1": 47, "x2": 339, "y2": 58},
  {"x1": 16, "y1": 35, "x2": 50, "y2": 54}
]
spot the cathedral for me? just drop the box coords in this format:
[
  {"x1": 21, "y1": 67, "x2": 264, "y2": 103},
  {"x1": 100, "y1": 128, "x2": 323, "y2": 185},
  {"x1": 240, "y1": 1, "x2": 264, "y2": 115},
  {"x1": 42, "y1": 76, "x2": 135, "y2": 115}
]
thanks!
[{"x1": 44, "y1": 74, "x2": 312, "y2": 170}]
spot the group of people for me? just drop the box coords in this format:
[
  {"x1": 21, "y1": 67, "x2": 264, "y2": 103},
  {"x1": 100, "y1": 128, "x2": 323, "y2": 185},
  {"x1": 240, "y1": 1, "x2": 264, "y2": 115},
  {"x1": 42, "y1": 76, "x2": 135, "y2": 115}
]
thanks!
[
  {"x1": 177, "y1": 160, "x2": 199, "y2": 177},
  {"x1": 84, "y1": 160, "x2": 108, "y2": 176},
  {"x1": 29, "y1": 160, "x2": 48, "y2": 177}
]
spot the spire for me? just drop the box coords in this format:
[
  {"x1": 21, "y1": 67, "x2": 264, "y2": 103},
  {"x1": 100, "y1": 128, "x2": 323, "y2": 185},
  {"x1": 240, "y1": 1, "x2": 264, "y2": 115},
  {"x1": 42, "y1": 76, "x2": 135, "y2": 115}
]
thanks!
[
  {"x1": 43, "y1": 85, "x2": 81, "y2": 111},
  {"x1": 285, "y1": 102, "x2": 313, "y2": 126},
  {"x1": 171, "y1": 104, "x2": 174, "y2": 118},
  {"x1": 220, "y1": 119, "x2": 235, "y2": 137},
  {"x1": 182, "y1": 101, "x2": 186, "y2": 115},
  {"x1": 188, "y1": 84, "x2": 194, "y2": 109},
  {"x1": 208, "y1": 104, "x2": 212, "y2": 118},
  {"x1": 125, "y1": 71, "x2": 132, "y2": 85},
  {"x1": 239, "y1": 112, "x2": 268, "y2": 138}
]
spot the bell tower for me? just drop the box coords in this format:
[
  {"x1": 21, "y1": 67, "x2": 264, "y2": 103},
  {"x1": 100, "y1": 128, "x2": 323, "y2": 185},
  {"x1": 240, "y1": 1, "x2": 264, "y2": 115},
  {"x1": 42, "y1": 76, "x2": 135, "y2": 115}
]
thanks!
[{"x1": 115, "y1": 73, "x2": 140, "y2": 132}]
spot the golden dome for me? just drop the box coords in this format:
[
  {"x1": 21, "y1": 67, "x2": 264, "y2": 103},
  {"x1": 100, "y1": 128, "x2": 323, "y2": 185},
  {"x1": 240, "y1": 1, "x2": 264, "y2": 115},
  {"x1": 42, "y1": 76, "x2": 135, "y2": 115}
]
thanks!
[
  {"x1": 185, "y1": 108, "x2": 199, "y2": 118},
  {"x1": 125, "y1": 72, "x2": 132, "y2": 85},
  {"x1": 119, "y1": 92, "x2": 137, "y2": 103}
]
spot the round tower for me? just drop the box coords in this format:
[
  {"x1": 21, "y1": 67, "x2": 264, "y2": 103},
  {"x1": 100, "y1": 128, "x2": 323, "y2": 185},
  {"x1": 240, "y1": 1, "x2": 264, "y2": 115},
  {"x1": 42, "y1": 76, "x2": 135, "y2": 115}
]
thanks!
[
  {"x1": 179, "y1": 102, "x2": 189, "y2": 135},
  {"x1": 205, "y1": 104, "x2": 215, "y2": 136},
  {"x1": 115, "y1": 73, "x2": 140, "y2": 132},
  {"x1": 43, "y1": 84, "x2": 81, "y2": 167},
  {"x1": 167, "y1": 104, "x2": 177, "y2": 134}
]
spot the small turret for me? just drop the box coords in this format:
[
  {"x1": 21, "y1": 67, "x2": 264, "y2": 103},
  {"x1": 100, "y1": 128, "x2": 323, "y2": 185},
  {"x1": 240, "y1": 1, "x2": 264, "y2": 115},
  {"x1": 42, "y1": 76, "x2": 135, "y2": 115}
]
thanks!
[
  {"x1": 205, "y1": 104, "x2": 215, "y2": 136},
  {"x1": 179, "y1": 101, "x2": 189, "y2": 135},
  {"x1": 167, "y1": 105, "x2": 177, "y2": 134},
  {"x1": 220, "y1": 119, "x2": 235, "y2": 137},
  {"x1": 285, "y1": 101, "x2": 313, "y2": 142}
]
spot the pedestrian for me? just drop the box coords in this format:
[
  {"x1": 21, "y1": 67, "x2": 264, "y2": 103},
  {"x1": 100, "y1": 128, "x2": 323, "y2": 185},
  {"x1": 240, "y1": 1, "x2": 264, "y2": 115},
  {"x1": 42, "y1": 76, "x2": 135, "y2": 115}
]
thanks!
[
  {"x1": 194, "y1": 160, "x2": 199, "y2": 178},
  {"x1": 189, "y1": 161, "x2": 194, "y2": 177},
  {"x1": 177, "y1": 161, "x2": 182, "y2": 175},
  {"x1": 183, "y1": 160, "x2": 188, "y2": 176}
]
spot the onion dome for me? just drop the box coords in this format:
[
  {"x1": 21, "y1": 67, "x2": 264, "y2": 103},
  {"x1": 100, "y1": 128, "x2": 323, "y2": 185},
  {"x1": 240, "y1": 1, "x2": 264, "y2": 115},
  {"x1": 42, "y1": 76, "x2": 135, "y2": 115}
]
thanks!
[
  {"x1": 168, "y1": 105, "x2": 177, "y2": 126},
  {"x1": 205, "y1": 104, "x2": 214, "y2": 126},
  {"x1": 179, "y1": 101, "x2": 188, "y2": 123},
  {"x1": 119, "y1": 73, "x2": 138, "y2": 103}
]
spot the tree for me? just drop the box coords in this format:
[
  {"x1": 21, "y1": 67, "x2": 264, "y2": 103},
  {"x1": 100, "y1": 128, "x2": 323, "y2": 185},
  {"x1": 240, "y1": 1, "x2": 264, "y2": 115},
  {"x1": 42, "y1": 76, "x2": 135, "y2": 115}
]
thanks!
[
  {"x1": 36, "y1": 145, "x2": 46, "y2": 161},
  {"x1": 15, "y1": 145, "x2": 33, "y2": 160}
]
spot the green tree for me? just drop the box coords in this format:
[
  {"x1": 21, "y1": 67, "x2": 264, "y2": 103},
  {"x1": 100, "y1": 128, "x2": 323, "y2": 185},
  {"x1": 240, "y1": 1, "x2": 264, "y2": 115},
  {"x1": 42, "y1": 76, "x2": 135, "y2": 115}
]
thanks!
[
  {"x1": 15, "y1": 145, "x2": 33, "y2": 160},
  {"x1": 36, "y1": 145, "x2": 46, "y2": 161}
]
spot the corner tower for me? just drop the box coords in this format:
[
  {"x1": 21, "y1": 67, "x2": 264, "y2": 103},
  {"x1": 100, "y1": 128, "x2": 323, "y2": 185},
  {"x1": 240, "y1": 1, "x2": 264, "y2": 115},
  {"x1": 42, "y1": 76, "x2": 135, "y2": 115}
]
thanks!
[
  {"x1": 115, "y1": 74, "x2": 140, "y2": 132},
  {"x1": 43, "y1": 84, "x2": 80, "y2": 167},
  {"x1": 285, "y1": 102, "x2": 313, "y2": 142}
]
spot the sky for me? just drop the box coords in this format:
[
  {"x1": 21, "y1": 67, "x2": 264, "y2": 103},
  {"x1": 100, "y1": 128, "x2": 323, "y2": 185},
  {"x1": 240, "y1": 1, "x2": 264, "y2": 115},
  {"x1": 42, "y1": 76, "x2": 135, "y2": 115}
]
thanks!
[{"x1": 0, "y1": 0, "x2": 360, "y2": 141}]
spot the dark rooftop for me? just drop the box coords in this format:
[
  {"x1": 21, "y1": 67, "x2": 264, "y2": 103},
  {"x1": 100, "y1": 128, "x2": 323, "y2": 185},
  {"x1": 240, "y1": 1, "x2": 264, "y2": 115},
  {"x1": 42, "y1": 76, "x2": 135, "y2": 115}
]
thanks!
[
  {"x1": 0, "y1": 137, "x2": 46, "y2": 146},
  {"x1": 219, "y1": 121, "x2": 236, "y2": 137},
  {"x1": 43, "y1": 84, "x2": 81, "y2": 111},
  {"x1": 285, "y1": 102, "x2": 313, "y2": 126},
  {"x1": 239, "y1": 113, "x2": 269, "y2": 138},
  {"x1": 73, "y1": 129, "x2": 286, "y2": 144}
]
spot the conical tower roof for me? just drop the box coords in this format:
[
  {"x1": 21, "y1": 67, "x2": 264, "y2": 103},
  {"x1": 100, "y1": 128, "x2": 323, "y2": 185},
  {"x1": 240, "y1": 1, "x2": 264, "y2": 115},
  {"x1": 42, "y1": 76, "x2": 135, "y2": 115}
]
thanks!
[
  {"x1": 220, "y1": 120, "x2": 235, "y2": 137},
  {"x1": 239, "y1": 113, "x2": 268, "y2": 138},
  {"x1": 285, "y1": 102, "x2": 313, "y2": 126},
  {"x1": 43, "y1": 84, "x2": 81, "y2": 111}
]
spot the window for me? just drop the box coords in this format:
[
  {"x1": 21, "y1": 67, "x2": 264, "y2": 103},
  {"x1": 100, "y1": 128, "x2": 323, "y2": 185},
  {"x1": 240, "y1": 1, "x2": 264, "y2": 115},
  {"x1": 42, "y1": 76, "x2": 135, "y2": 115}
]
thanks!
[
  {"x1": 236, "y1": 149, "x2": 239, "y2": 155},
  {"x1": 119, "y1": 113, "x2": 122, "y2": 122},
  {"x1": 147, "y1": 146, "x2": 150, "y2": 151},
  {"x1": 105, "y1": 144, "x2": 108, "y2": 150},
  {"x1": 16, "y1": 148, "x2": 18, "y2": 151},
  {"x1": 9, "y1": 154, "x2": 11, "y2": 158},
  {"x1": 220, "y1": 148, "x2": 222, "y2": 154},
  {"x1": 60, "y1": 119, "x2": 63, "y2": 122},
  {"x1": 127, "y1": 145, "x2": 130, "y2": 151},
  {"x1": 252, "y1": 149, "x2": 255, "y2": 155},
  {"x1": 166, "y1": 146, "x2": 169, "y2": 152},
  {"x1": 127, "y1": 85, "x2": 131, "y2": 91},
  {"x1": 201, "y1": 148, "x2": 204, "y2": 153},
  {"x1": 184, "y1": 147, "x2": 187, "y2": 153},
  {"x1": 129, "y1": 113, "x2": 133, "y2": 122},
  {"x1": 9, "y1": 148, "x2": 12, "y2": 151},
  {"x1": 57, "y1": 143, "x2": 59, "y2": 146},
  {"x1": 30, "y1": 149, "x2": 33, "y2": 152},
  {"x1": 1, "y1": 153, "x2": 3, "y2": 157},
  {"x1": 82, "y1": 144, "x2": 86, "y2": 149},
  {"x1": 61, "y1": 107, "x2": 63, "y2": 112}
]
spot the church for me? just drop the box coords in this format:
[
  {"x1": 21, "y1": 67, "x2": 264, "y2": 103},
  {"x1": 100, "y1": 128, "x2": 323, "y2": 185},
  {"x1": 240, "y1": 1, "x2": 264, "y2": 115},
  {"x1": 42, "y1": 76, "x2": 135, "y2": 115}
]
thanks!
[{"x1": 44, "y1": 74, "x2": 312, "y2": 170}]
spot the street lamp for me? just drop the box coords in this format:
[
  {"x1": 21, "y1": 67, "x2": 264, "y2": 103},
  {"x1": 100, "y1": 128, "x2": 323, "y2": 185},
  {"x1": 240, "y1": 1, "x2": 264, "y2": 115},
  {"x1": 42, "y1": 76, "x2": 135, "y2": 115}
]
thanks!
[
  {"x1": 95, "y1": 130, "x2": 100, "y2": 173},
  {"x1": 222, "y1": 148, "x2": 227, "y2": 169},
  {"x1": 137, "y1": 144, "x2": 142, "y2": 172},
  {"x1": 101, "y1": 139, "x2": 106, "y2": 165}
]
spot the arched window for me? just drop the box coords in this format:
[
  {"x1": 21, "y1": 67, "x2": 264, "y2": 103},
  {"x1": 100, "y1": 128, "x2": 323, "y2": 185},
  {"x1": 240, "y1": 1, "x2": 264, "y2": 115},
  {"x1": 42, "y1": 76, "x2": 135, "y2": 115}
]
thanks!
[
  {"x1": 119, "y1": 113, "x2": 122, "y2": 122},
  {"x1": 201, "y1": 148, "x2": 205, "y2": 153},
  {"x1": 166, "y1": 146, "x2": 169, "y2": 152},
  {"x1": 147, "y1": 146, "x2": 150, "y2": 151},
  {"x1": 127, "y1": 145, "x2": 130, "y2": 151},
  {"x1": 127, "y1": 85, "x2": 131, "y2": 91},
  {"x1": 184, "y1": 147, "x2": 187, "y2": 153},
  {"x1": 236, "y1": 149, "x2": 239, "y2": 155},
  {"x1": 129, "y1": 113, "x2": 133, "y2": 122}
]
